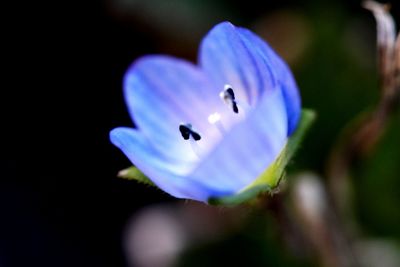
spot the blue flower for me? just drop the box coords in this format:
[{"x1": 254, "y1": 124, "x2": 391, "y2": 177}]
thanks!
[{"x1": 110, "y1": 22, "x2": 301, "y2": 202}]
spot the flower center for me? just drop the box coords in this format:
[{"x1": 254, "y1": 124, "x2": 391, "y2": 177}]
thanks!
[
  {"x1": 178, "y1": 85, "x2": 244, "y2": 141},
  {"x1": 208, "y1": 111, "x2": 226, "y2": 136},
  {"x1": 178, "y1": 85, "x2": 245, "y2": 159}
]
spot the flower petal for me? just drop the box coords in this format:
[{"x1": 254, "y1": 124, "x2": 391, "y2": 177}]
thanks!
[
  {"x1": 124, "y1": 55, "x2": 224, "y2": 165},
  {"x1": 110, "y1": 127, "x2": 220, "y2": 201},
  {"x1": 199, "y1": 22, "x2": 277, "y2": 106},
  {"x1": 236, "y1": 27, "x2": 301, "y2": 135},
  {"x1": 189, "y1": 87, "x2": 288, "y2": 196}
]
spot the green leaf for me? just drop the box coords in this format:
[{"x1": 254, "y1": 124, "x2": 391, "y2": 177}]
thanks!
[
  {"x1": 208, "y1": 109, "x2": 316, "y2": 206},
  {"x1": 117, "y1": 166, "x2": 156, "y2": 186}
]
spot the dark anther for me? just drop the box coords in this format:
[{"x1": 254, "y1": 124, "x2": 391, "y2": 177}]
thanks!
[
  {"x1": 222, "y1": 87, "x2": 239, "y2": 113},
  {"x1": 226, "y1": 87, "x2": 235, "y2": 99},
  {"x1": 179, "y1": 124, "x2": 190, "y2": 140},
  {"x1": 191, "y1": 131, "x2": 201, "y2": 141},
  {"x1": 179, "y1": 124, "x2": 201, "y2": 141},
  {"x1": 232, "y1": 102, "x2": 239, "y2": 113}
]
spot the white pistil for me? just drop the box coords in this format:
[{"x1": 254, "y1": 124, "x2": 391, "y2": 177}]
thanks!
[{"x1": 208, "y1": 112, "x2": 226, "y2": 135}]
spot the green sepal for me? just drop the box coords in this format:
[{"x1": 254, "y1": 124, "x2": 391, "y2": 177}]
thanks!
[
  {"x1": 117, "y1": 166, "x2": 156, "y2": 186},
  {"x1": 208, "y1": 109, "x2": 316, "y2": 206}
]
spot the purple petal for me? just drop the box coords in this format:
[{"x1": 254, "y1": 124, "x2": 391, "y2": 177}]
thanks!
[
  {"x1": 110, "y1": 127, "x2": 220, "y2": 201},
  {"x1": 199, "y1": 22, "x2": 277, "y2": 106},
  {"x1": 124, "y1": 55, "x2": 224, "y2": 163},
  {"x1": 189, "y1": 87, "x2": 288, "y2": 195},
  {"x1": 236, "y1": 27, "x2": 301, "y2": 135}
]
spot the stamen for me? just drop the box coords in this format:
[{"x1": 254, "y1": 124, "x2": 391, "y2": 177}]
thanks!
[
  {"x1": 220, "y1": 84, "x2": 239, "y2": 113},
  {"x1": 220, "y1": 84, "x2": 251, "y2": 115},
  {"x1": 179, "y1": 123, "x2": 201, "y2": 141},
  {"x1": 208, "y1": 112, "x2": 226, "y2": 135},
  {"x1": 179, "y1": 123, "x2": 202, "y2": 158}
]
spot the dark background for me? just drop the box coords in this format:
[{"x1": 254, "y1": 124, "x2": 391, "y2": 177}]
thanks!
[{"x1": 3, "y1": 0, "x2": 400, "y2": 266}]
